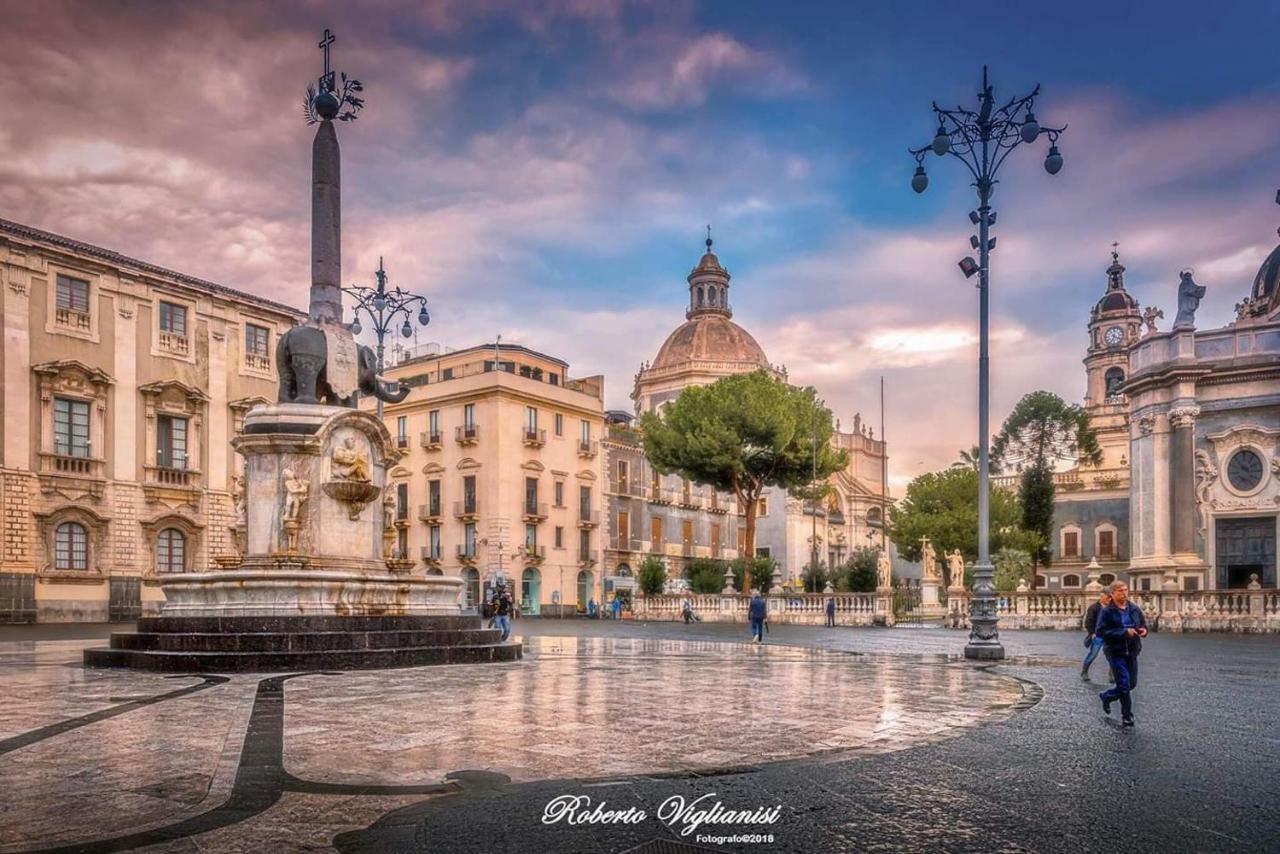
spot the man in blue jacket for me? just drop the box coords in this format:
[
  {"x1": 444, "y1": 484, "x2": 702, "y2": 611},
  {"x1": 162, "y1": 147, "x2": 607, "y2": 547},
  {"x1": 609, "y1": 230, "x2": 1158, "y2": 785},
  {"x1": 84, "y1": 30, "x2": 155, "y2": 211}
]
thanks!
[
  {"x1": 1096, "y1": 580, "x2": 1147, "y2": 727},
  {"x1": 748, "y1": 591, "x2": 768, "y2": 644}
]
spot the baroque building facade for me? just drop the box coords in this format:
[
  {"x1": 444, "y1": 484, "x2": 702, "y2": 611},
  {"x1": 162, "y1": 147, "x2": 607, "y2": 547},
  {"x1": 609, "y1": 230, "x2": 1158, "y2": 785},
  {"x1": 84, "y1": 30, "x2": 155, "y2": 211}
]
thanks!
[
  {"x1": 378, "y1": 343, "x2": 606, "y2": 615},
  {"x1": 0, "y1": 219, "x2": 302, "y2": 622},
  {"x1": 608, "y1": 236, "x2": 889, "y2": 589},
  {"x1": 1052, "y1": 211, "x2": 1280, "y2": 593}
]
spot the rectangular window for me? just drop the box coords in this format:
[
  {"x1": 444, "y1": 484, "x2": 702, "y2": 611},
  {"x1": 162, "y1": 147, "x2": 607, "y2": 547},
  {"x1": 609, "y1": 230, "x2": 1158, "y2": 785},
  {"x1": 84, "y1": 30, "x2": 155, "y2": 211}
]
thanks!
[
  {"x1": 580, "y1": 420, "x2": 590, "y2": 444},
  {"x1": 157, "y1": 415, "x2": 189, "y2": 469},
  {"x1": 618, "y1": 510, "x2": 630, "y2": 542},
  {"x1": 56, "y1": 274, "x2": 90, "y2": 313},
  {"x1": 579, "y1": 529, "x2": 591, "y2": 562},
  {"x1": 397, "y1": 528, "x2": 408, "y2": 559},
  {"x1": 55, "y1": 522, "x2": 88, "y2": 570},
  {"x1": 756, "y1": 546, "x2": 772, "y2": 558},
  {"x1": 1063, "y1": 531, "x2": 1080, "y2": 558},
  {"x1": 244, "y1": 322, "x2": 270, "y2": 367},
  {"x1": 617, "y1": 460, "x2": 629, "y2": 491},
  {"x1": 463, "y1": 403, "x2": 475, "y2": 428},
  {"x1": 681, "y1": 520, "x2": 693, "y2": 550},
  {"x1": 463, "y1": 475, "x2": 477, "y2": 513},
  {"x1": 55, "y1": 274, "x2": 91, "y2": 329},
  {"x1": 158, "y1": 301, "x2": 187, "y2": 335},
  {"x1": 397, "y1": 416, "x2": 408, "y2": 445},
  {"x1": 554, "y1": 481, "x2": 564, "y2": 507},
  {"x1": 549, "y1": 374, "x2": 559, "y2": 386},
  {"x1": 651, "y1": 517, "x2": 664, "y2": 546},
  {"x1": 396, "y1": 483, "x2": 409, "y2": 520},
  {"x1": 428, "y1": 480, "x2": 441, "y2": 515},
  {"x1": 579, "y1": 485, "x2": 591, "y2": 518},
  {"x1": 1098, "y1": 530, "x2": 1115, "y2": 559},
  {"x1": 555, "y1": 526, "x2": 564, "y2": 549},
  {"x1": 53, "y1": 398, "x2": 91, "y2": 457},
  {"x1": 464, "y1": 522, "x2": 477, "y2": 555},
  {"x1": 429, "y1": 526, "x2": 441, "y2": 559},
  {"x1": 525, "y1": 406, "x2": 538, "y2": 430},
  {"x1": 711, "y1": 523, "x2": 721, "y2": 553},
  {"x1": 758, "y1": 497, "x2": 768, "y2": 517},
  {"x1": 525, "y1": 524, "x2": 537, "y2": 547},
  {"x1": 554, "y1": 413, "x2": 564, "y2": 436},
  {"x1": 442, "y1": 367, "x2": 454, "y2": 380},
  {"x1": 525, "y1": 477, "x2": 539, "y2": 512},
  {"x1": 429, "y1": 409, "x2": 440, "y2": 438}
]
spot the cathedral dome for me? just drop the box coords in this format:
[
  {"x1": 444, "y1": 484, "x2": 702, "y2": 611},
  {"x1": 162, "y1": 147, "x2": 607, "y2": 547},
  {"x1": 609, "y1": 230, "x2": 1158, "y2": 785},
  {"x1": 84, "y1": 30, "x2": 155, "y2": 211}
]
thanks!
[
  {"x1": 650, "y1": 313, "x2": 770, "y2": 372},
  {"x1": 1249, "y1": 241, "x2": 1280, "y2": 306}
]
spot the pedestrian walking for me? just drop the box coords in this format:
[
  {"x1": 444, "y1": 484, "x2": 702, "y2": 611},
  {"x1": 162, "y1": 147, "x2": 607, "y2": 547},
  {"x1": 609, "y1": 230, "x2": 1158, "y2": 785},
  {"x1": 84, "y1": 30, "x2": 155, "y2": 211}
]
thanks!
[
  {"x1": 748, "y1": 590, "x2": 767, "y2": 644},
  {"x1": 825, "y1": 596, "x2": 836, "y2": 628},
  {"x1": 494, "y1": 593, "x2": 513, "y2": 642},
  {"x1": 682, "y1": 598, "x2": 694, "y2": 624},
  {"x1": 1096, "y1": 581, "x2": 1147, "y2": 727},
  {"x1": 611, "y1": 595, "x2": 623, "y2": 620},
  {"x1": 1081, "y1": 590, "x2": 1112, "y2": 680}
]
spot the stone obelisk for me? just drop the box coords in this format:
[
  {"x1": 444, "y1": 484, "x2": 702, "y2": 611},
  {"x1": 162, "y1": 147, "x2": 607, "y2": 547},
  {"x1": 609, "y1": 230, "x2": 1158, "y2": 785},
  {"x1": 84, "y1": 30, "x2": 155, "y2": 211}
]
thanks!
[{"x1": 310, "y1": 119, "x2": 343, "y2": 324}]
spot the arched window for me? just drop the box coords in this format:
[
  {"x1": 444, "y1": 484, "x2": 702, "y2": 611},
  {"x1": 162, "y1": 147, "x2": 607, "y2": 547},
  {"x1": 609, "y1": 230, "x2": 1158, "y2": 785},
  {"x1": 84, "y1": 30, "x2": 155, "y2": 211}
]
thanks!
[
  {"x1": 426, "y1": 567, "x2": 444, "y2": 577},
  {"x1": 1099, "y1": 573, "x2": 1116, "y2": 586},
  {"x1": 463, "y1": 567, "x2": 480, "y2": 607},
  {"x1": 616, "y1": 563, "x2": 632, "y2": 577},
  {"x1": 1062, "y1": 573, "x2": 1081, "y2": 588},
  {"x1": 1035, "y1": 574, "x2": 1047, "y2": 588},
  {"x1": 577, "y1": 570, "x2": 594, "y2": 607},
  {"x1": 696, "y1": 286, "x2": 704, "y2": 307},
  {"x1": 866, "y1": 507, "x2": 883, "y2": 527},
  {"x1": 708, "y1": 286, "x2": 717, "y2": 306},
  {"x1": 1104, "y1": 367, "x2": 1125, "y2": 398},
  {"x1": 54, "y1": 522, "x2": 88, "y2": 570},
  {"x1": 156, "y1": 528, "x2": 186, "y2": 573}
]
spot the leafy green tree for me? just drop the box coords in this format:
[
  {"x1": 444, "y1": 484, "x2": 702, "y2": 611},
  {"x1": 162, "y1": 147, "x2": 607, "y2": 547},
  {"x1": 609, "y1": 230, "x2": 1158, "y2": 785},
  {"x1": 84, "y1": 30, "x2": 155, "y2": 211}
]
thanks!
[
  {"x1": 641, "y1": 371, "x2": 848, "y2": 591},
  {"x1": 993, "y1": 547, "x2": 1032, "y2": 591},
  {"x1": 687, "y1": 558, "x2": 726, "y2": 594},
  {"x1": 837, "y1": 547, "x2": 879, "y2": 592},
  {"x1": 1018, "y1": 462, "x2": 1056, "y2": 568},
  {"x1": 800, "y1": 560, "x2": 829, "y2": 593},
  {"x1": 636, "y1": 554, "x2": 667, "y2": 596},
  {"x1": 728, "y1": 555, "x2": 776, "y2": 594},
  {"x1": 888, "y1": 467, "x2": 1032, "y2": 563},
  {"x1": 992, "y1": 391, "x2": 1101, "y2": 584}
]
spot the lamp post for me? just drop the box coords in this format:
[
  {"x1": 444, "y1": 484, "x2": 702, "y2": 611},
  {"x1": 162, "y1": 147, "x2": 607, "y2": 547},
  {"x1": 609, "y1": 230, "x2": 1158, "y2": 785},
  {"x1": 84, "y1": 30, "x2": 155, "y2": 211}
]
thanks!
[
  {"x1": 343, "y1": 257, "x2": 431, "y2": 419},
  {"x1": 908, "y1": 66, "x2": 1065, "y2": 661}
]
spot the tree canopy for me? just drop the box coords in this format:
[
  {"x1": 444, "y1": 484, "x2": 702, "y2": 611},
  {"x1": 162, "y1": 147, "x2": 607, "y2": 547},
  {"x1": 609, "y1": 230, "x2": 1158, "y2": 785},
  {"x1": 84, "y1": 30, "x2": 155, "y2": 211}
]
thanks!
[
  {"x1": 641, "y1": 371, "x2": 848, "y2": 590},
  {"x1": 991, "y1": 391, "x2": 1101, "y2": 470},
  {"x1": 888, "y1": 467, "x2": 1040, "y2": 563}
]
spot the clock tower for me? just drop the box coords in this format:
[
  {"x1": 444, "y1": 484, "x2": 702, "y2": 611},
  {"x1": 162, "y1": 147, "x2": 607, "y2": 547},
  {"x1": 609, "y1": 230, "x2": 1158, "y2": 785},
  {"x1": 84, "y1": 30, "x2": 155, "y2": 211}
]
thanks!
[{"x1": 1083, "y1": 246, "x2": 1142, "y2": 470}]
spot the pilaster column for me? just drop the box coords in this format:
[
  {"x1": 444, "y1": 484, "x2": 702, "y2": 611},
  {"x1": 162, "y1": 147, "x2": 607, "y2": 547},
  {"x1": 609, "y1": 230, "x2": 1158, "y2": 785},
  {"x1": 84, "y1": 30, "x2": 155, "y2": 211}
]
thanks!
[{"x1": 1168, "y1": 405, "x2": 1200, "y2": 555}]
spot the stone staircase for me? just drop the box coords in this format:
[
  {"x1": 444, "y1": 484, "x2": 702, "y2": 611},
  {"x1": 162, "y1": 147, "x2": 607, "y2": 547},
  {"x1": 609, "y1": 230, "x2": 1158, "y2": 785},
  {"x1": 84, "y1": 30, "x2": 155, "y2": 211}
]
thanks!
[{"x1": 84, "y1": 614, "x2": 522, "y2": 672}]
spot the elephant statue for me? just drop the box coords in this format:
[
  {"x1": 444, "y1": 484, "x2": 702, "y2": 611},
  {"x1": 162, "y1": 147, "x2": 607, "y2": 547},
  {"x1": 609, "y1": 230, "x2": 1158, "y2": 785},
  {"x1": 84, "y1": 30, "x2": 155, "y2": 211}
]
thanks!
[{"x1": 275, "y1": 324, "x2": 410, "y2": 407}]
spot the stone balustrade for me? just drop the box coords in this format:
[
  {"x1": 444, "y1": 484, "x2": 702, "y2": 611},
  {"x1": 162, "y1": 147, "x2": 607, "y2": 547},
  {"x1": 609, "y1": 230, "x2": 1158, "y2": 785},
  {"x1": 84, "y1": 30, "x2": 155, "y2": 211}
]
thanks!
[
  {"x1": 946, "y1": 588, "x2": 1280, "y2": 633},
  {"x1": 633, "y1": 592, "x2": 891, "y2": 626}
]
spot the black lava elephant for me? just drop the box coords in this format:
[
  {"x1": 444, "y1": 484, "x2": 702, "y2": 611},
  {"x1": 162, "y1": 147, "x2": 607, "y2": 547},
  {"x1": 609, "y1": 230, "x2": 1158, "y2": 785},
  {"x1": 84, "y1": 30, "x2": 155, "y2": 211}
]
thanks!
[{"x1": 275, "y1": 325, "x2": 410, "y2": 407}]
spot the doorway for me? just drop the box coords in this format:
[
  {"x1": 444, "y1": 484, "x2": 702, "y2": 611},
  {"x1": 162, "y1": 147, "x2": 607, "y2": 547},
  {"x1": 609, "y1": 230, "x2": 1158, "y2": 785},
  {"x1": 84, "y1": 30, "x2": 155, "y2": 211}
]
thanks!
[
  {"x1": 1215, "y1": 516, "x2": 1276, "y2": 588},
  {"x1": 521, "y1": 568, "x2": 542, "y2": 615}
]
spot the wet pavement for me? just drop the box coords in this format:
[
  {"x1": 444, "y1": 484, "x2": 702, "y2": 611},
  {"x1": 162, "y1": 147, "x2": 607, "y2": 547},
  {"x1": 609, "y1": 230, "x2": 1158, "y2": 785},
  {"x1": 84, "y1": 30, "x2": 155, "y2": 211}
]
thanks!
[{"x1": 0, "y1": 619, "x2": 1277, "y2": 853}]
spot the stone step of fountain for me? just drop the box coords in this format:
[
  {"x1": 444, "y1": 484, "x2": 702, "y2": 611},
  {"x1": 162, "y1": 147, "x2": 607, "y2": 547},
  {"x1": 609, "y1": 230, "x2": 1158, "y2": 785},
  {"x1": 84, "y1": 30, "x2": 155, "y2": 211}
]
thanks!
[
  {"x1": 84, "y1": 641, "x2": 521, "y2": 672},
  {"x1": 136, "y1": 614, "x2": 486, "y2": 634},
  {"x1": 107, "y1": 628, "x2": 505, "y2": 653}
]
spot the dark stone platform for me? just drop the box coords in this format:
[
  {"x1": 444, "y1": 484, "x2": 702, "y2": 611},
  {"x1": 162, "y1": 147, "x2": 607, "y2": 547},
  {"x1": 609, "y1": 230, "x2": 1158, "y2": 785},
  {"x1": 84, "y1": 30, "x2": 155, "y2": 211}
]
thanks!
[{"x1": 83, "y1": 614, "x2": 522, "y2": 672}]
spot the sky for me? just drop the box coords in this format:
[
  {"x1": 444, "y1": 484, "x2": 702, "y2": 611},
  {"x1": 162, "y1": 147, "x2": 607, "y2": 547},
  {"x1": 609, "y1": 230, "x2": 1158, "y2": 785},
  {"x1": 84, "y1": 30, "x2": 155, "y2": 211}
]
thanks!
[{"x1": 3, "y1": 0, "x2": 1279, "y2": 490}]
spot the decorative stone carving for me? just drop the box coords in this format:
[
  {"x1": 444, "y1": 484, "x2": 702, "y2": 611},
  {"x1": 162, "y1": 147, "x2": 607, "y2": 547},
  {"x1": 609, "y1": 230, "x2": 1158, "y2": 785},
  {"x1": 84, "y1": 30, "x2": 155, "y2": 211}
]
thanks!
[
  {"x1": 1137, "y1": 414, "x2": 1156, "y2": 436},
  {"x1": 1168, "y1": 406, "x2": 1200, "y2": 429},
  {"x1": 1142, "y1": 305, "x2": 1163, "y2": 334},
  {"x1": 877, "y1": 549, "x2": 892, "y2": 590},
  {"x1": 1193, "y1": 449, "x2": 1218, "y2": 534},
  {"x1": 382, "y1": 487, "x2": 398, "y2": 559},
  {"x1": 920, "y1": 537, "x2": 939, "y2": 581},
  {"x1": 1173, "y1": 269, "x2": 1206, "y2": 329},
  {"x1": 946, "y1": 549, "x2": 966, "y2": 591},
  {"x1": 332, "y1": 436, "x2": 372, "y2": 482},
  {"x1": 281, "y1": 468, "x2": 309, "y2": 552}
]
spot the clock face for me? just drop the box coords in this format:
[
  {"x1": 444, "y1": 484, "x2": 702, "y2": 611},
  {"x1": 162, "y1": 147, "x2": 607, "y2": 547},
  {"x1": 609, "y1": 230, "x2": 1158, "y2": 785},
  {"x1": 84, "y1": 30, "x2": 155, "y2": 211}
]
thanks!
[
  {"x1": 1104, "y1": 327, "x2": 1124, "y2": 347},
  {"x1": 1227, "y1": 449, "x2": 1264, "y2": 492}
]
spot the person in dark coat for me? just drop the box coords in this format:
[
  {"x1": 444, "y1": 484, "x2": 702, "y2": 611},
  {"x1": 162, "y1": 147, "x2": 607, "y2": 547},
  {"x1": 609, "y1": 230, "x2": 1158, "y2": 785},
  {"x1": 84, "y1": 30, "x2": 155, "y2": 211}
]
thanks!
[
  {"x1": 682, "y1": 598, "x2": 694, "y2": 624},
  {"x1": 748, "y1": 591, "x2": 768, "y2": 643},
  {"x1": 825, "y1": 596, "x2": 836, "y2": 627},
  {"x1": 1096, "y1": 581, "x2": 1147, "y2": 726},
  {"x1": 494, "y1": 593, "x2": 513, "y2": 642},
  {"x1": 1081, "y1": 590, "x2": 1112, "y2": 679}
]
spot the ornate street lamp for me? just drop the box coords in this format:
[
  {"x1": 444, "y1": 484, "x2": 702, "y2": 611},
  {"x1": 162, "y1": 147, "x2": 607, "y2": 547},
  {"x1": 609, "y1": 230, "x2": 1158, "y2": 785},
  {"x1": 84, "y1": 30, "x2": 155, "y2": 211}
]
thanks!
[
  {"x1": 908, "y1": 67, "x2": 1066, "y2": 660},
  {"x1": 343, "y1": 257, "x2": 431, "y2": 419}
]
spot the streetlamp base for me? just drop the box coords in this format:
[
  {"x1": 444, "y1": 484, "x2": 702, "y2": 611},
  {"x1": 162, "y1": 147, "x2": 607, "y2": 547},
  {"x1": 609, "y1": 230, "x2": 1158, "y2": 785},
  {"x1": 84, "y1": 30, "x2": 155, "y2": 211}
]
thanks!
[{"x1": 963, "y1": 641, "x2": 1005, "y2": 661}]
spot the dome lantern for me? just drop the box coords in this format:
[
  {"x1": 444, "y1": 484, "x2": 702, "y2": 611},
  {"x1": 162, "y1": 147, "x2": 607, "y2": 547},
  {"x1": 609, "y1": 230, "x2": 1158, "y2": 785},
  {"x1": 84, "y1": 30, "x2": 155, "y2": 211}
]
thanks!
[{"x1": 687, "y1": 225, "x2": 732, "y2": 320}]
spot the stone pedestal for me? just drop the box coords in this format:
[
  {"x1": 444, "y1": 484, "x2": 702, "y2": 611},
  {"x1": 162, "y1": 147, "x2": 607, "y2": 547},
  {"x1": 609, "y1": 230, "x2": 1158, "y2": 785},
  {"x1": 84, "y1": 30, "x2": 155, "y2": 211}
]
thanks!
[{"x1": 919, "y1": 577, "x2": 946, "y2": 617}]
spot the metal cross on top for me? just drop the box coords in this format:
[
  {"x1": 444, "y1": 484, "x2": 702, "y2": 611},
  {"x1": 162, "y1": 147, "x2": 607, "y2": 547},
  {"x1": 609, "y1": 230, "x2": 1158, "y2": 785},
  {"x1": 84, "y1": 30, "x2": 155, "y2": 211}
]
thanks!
[{"x1": 318, "y1": 28, "x2": 336, "y2": 92}]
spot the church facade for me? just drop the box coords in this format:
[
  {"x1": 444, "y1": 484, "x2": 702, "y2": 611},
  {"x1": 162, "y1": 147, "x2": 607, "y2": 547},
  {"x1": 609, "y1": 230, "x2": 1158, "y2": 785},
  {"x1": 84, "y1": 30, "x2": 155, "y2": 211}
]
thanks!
[
  {"x1": 1052, "y1": 210, "x2": 1280, "y2": 593},
  {"x1": 606, "y1": 236, "x2": 890, "y2": 589}
]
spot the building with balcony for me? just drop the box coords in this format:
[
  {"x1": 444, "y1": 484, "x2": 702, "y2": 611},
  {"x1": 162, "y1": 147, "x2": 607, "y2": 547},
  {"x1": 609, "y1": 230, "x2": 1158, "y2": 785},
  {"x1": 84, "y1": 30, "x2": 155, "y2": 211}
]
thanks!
[
  {"x1": 377, "y1": 342, "x2": 606, "y2": 615},
  {"x1": 0, "y1": 218, "x2": 302, "y2": 622}
]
